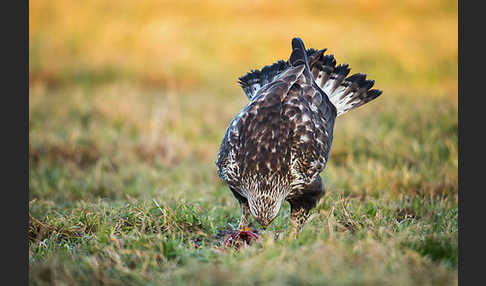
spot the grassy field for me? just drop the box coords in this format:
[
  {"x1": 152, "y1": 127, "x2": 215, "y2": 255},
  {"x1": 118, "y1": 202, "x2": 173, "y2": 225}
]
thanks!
[{"x1": 29, "y1": 0, "x2": 457, "y2": 285}]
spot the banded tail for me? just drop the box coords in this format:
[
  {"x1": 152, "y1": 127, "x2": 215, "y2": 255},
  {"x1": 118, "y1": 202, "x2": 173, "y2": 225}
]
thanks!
[
  {"x1": 238, "y1": 60, "x2": 288, "y2": 100},
  {"x1": 307, "y1": 50, "x2": 382, "y2": 116},
  {"x1": 238, "y1": 38, "x2": 383, "y2": 115}
]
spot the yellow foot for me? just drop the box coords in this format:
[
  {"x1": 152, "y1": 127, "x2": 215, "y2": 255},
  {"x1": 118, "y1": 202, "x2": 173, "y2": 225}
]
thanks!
[{"x1": 239, "y1": 226, "x2": 253, "y2": 232}]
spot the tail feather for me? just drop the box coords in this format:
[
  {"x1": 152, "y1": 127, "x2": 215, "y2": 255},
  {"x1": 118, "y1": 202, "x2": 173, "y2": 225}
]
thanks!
[
  {"x1": 237, "y1": 38, "x2": 383, "y2": 113},
  {"x1": 289, "y1": 37, "x2": 310, "y2": 70},
  {"x1": 310, "y1": 54, "x2": 335, "y2": 81},
  {"x1": 306, "y1": 48, "x2": 327, "y2": 71},
  {"x1": 310, "y1": 51, "x2": 382, "y2": 116},
  {"x1": 238, "y1": 60, "x2": 289, "y2": 100},
  {"x1": 238, "y1": 38, "x2": 314, "y2": 100}
]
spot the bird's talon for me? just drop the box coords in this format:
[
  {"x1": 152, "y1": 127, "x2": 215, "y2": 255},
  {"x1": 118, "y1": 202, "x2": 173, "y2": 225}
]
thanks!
[{"x1": 239, "y1": 226, "x2": 253, "y2": 232}]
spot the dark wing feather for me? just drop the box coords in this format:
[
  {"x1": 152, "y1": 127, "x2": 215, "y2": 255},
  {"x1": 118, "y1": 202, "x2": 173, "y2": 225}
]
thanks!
[
  {"x1": 237, "y1": 48, "x2": 327, "y2": 101},
  {"x1": 216, "y1": 65, "x2": 306, "y2": 194},
  {"x1": 226, "y1": 39, "x2": 337, "y2": 193},
  {"x1": 283, "y1": 66, "x2": 336, "y2": 190},
  {"x1": 215, "y1": 117, "x2": 240, "y2": 190},
  {"x1": 238, "y1": 60, "x2": 289, "y2": 100}
]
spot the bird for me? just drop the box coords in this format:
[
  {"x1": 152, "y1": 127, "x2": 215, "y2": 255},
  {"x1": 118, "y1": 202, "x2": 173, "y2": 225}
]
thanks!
[{"x1": 215, "y1": 37, "x2": 382, "y2": 236}]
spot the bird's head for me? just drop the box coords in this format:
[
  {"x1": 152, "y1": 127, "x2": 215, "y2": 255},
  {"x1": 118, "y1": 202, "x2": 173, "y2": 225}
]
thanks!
[{"x1": 248, "y1": 193, "x2": 284, "y2": 229}]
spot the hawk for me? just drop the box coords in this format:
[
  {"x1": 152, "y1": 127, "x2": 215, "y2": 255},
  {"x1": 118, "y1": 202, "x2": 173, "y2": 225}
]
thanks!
[{"x1": 216, "y1": 38, "x2": 382, "y2": 236}]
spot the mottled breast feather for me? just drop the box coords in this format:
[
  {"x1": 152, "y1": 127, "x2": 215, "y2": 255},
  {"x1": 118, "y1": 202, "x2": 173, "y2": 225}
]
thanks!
[{"x1": 216, "y1": 60, "x2": 337, "y2": 198}]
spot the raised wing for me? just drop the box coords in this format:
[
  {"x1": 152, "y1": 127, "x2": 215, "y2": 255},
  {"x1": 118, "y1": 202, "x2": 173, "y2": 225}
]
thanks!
[
  {"x1": 238, "y1": 47, "x2": 382, "y2": 116},
  {"x1": 237, "y1": 49, "x2": 326, "y2": 101}
]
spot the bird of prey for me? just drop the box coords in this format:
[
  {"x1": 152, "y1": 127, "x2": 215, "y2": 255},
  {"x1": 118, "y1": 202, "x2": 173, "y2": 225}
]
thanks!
[{"x1": 216, "y1": 37, "x2": 382, "y2": 236}]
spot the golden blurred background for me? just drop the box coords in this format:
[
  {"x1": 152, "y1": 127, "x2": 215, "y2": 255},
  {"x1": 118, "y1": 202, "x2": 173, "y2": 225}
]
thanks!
[{"x1": 29, "y1": 0, "x2": 457, "y2": 94}]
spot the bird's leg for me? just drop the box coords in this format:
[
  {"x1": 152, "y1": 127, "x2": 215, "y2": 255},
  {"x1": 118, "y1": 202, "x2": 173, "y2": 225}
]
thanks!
[
  {"x1": 287, "y1": 176, "x2": 325, "y2": 238},
  {"x1": 289, "y1": 205, "x2": 310, "y2": 238},
  {"x1": 238, "y1": 201, "x2": 251, "y2": 231},
  {"x1": 229, "y1": 187, "x2": 252, "y2": 232}
]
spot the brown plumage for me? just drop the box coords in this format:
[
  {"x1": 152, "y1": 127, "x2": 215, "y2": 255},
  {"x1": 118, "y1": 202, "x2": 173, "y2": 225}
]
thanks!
[{"x1": 216, "y1": 38, "x2": 382, "y2": 235}]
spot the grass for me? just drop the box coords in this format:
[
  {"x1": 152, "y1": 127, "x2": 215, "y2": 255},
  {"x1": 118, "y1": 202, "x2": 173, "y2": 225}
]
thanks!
[{"x1": 29, "y1": 0, "x2": 457, "y2": 285}]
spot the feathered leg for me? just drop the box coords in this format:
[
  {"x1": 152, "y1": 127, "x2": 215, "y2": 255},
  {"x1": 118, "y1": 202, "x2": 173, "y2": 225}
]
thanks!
[
  {"x1": 287, "y1": 176, "x2": 325, "y2": 237},
  {"x1": 238, "y1": 201, "x2": 251, "y2": 231},
  {"x1": 230, "y1": 187, "x2": 251, "y2": 231}
]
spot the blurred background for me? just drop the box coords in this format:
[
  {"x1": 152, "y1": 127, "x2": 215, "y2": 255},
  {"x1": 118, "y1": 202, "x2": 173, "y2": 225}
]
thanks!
[
  {"x1": 29, "y1": 0, "x2": 457, "y2": 207},
  {"x1": 30, "y1": 0, "x2": 457, "y2": 91}
]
